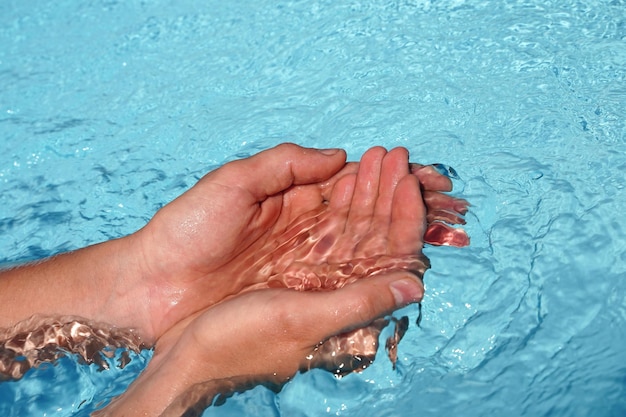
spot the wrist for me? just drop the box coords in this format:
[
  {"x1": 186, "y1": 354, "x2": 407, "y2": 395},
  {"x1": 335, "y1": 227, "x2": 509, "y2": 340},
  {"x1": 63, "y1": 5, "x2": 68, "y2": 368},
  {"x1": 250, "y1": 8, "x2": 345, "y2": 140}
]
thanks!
[
  {"x1": 97, "y1": 332, "x2": 206, "y2": 416},
  {"x1": 101, "y1": 233, "x2": 160, "y2": 342},
  {"x1": 0, "y1": 235, "x2": 150, "y2": 339}
]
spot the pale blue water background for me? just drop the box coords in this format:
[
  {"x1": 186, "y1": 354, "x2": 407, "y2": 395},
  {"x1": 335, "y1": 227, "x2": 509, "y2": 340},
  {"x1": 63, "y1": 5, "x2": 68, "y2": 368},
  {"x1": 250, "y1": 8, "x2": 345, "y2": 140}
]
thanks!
[{"x1": 1, "y1": 0, "x2": 625, "y2": 416}]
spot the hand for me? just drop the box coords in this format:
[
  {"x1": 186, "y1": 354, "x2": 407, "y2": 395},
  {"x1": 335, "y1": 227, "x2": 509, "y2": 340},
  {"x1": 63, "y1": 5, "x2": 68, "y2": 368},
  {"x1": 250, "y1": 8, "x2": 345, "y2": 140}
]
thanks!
[
  {"x1": 324, "y1": 159, "x2": 470, "y2": 247},
  {"x1": 250, "y1": 146, "x2": 429, "y2": 291},
  {"x1": 0, "y1": 144, "x2": 467, "y2": 343},
  {"x1": 133, "y1": 144, "x2": 469, "y2": 341},
  {"x1": 96, "y1": 270, "x2": 423, "y2": 417},
  {"x1": 98, "y1": 146, "x2": 443, "y2": 416},
  {"x1": 0, "y1": 143, "x2": 470, "y2": 383},
  {"x1": 132, "y1": 144, "x2": 349, "y2": 340}
]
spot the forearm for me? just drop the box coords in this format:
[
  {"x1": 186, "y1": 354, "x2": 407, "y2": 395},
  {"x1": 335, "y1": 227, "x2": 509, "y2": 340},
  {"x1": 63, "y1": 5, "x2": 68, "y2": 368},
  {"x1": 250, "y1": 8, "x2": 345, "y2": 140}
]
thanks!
[
  {"x1": 0, "y1": 234, "x2": 153, "y2": 341},
  {"x1": 93, "y1": 341, "x2": 267, "y2": 417}
]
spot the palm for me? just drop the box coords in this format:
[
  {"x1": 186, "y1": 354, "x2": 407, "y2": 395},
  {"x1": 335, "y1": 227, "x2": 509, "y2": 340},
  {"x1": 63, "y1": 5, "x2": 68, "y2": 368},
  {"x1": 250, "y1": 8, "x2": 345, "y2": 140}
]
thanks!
[{"x1": 138, "y1": 145, "x2": 468, "y2": 339}]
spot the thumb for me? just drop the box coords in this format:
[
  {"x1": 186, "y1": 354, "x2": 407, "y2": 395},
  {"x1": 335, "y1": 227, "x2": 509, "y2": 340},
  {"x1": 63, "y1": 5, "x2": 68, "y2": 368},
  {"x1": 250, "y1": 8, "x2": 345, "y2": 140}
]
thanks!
[
  {"x1": 307, "y1": 271, "x2": 424, "y2": 337},
  {"x1": 212, "y1": 143, "x2": 347, "y2": 201}
]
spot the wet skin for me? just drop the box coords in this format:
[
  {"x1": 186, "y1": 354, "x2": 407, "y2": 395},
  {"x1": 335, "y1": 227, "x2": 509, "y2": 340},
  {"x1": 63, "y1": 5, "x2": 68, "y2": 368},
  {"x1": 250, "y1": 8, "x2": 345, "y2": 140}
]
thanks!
[
  {"x1": 96, "y1": 145, "x2": 469, "y2": 416},
  {"x1": 0, "y1": 144, "x2": 469, "y2": 415},
  {"x1": 138, "y1": 145, "x2": 468, "y2": 342}
]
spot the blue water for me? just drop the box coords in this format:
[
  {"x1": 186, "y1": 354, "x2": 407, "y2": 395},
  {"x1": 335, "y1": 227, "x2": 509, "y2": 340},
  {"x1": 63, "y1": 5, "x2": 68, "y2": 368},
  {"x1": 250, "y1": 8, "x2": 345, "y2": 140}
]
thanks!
[{"x1": 1, "y1": 0, "x2": 625, "y2": 416}]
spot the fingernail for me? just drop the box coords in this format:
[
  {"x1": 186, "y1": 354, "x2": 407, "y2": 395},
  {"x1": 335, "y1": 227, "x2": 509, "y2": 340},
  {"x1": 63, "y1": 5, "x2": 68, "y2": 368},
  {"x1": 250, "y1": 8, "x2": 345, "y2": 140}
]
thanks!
[
  {"x1": 389, "y1": 278, "x2": 424, "y2": 307},
  {"x1": 319, "y1": 148, "x2": 341, "y2": 156}
]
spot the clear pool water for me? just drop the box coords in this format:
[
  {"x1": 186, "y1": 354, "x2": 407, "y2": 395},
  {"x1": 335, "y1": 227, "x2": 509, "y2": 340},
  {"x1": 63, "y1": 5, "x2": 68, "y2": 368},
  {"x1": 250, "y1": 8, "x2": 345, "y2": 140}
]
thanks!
[{"x1": 1, "y1": 0, "x2": 625, "y2": 416}]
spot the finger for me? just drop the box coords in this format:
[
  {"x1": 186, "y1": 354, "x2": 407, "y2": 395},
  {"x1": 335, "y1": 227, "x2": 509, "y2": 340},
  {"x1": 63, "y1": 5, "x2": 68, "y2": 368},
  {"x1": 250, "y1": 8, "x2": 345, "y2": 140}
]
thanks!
[
  {"x1": 303, "y1": 271, "x2": 424, "y2": 339},
  {"x1": 319, "y1": 162, "x2": 359, "y2": 202},
  {"x1": 323, "y1": 160, "x2": 454, "y2": 202},
  {"x1": 345, "y1": 147, "x2": 387, "y2": 237},
  {"x1": 410, "y1": 164, "x2": 453, "y2": 192},
  {"x1": 371, "y1": 147, "x2": 410, "y2": 231},
  {"x1": 328, "y1": 173, "x2": 357, "y2": 214},
  {"x1": 424, "y1": 222, "x2": 470, "y2": 247},
  {"x1": 209, "y1": 143, "x2": 347, "y2": 202},
  {"x1": 315, "y1": 174, "x2": 357, "y2": 261},
  {"x1": 322, "y1": 160, "x2": 455, "y2": 201},
  {"x1": 427, "y1": 208, "x2": 467, "y2": 225},
  {"x1": 389, "y1": 174, "x2": 427, "y2": 255},
  {"x1": 353, "y1": 148, "x2": 411, "y2": 257},
  {"x1": 423, "y1": 191, "x2": 470, "y2": 218}
]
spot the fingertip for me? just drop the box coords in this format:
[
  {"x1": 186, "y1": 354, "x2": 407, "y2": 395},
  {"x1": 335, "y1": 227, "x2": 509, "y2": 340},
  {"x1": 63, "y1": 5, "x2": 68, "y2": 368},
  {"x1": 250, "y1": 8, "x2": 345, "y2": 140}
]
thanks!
[
  {"x1": 318, "y1": 148, "x2": 345, "y2": 157},
  {"x1": 347, "y1": 147, "x2": 388, "y2": 221},
  {"x1": 358, "y1": 147, "x2": 388, "y2": 168},
  {"x1": 328, "y1": 173, "x2": 357, "y2": 210},
  {"x1": 388, "y1": 146, "x2": 409, "y2": 159},
  {"x1": 388, "y1": 274, "x2": 424, "y2": 307},
  {"x1": 411, "y1": 164, "x2": 453, "y2": 192}
]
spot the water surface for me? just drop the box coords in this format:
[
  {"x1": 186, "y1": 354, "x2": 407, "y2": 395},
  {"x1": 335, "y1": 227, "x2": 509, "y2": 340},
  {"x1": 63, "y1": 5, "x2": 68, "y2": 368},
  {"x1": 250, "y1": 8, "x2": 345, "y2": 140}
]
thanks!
[{"x1": 1, "y1": 0, "x2": 625, "y2": 416}]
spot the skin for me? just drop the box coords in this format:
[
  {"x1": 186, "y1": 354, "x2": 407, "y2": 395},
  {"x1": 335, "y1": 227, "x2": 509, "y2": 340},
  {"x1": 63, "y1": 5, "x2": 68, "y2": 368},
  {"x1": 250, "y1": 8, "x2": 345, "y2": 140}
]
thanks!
[
  {"x1": 0, "y1": 143, "x2": 466, "y2": 345},
  {"x1": 0, "y1": 143, "x2": 469, "y2": 415},
  {"x1": 0, "y1": 144, "x2": 350, "y2": 343},
  {"x1": 97, "y1": 145, "x2": 430, "y2": 416},
  {"x1": 96, "y1": 271, "x2": 422, "y2": 417}
]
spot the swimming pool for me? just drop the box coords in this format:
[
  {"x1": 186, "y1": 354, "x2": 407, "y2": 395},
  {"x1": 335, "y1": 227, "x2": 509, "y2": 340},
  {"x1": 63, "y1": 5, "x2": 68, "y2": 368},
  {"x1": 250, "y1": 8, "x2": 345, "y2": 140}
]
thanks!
[{"x1": 1, "y1": 0, "x2": 625, "y2": 415}]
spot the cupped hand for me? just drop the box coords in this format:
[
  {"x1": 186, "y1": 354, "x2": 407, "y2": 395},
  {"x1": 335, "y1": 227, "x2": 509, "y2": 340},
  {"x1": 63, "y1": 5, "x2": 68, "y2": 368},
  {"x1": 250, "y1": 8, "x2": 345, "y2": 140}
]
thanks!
[
  {"x1": 96, "y1": 270, "x2": 423, "y2": 417},
  {"x1": 95, "y1": 143, "x2": 469, "y2": 415},
  {"x1": 254, "y1": 146, "x2": 429, "y2": 292},
  {"x1": 132, "y1": 144, "x2": 468, "y2": 341},
  {"x1": 132, "y1": 144, "x2": 348, "y2": 339}
]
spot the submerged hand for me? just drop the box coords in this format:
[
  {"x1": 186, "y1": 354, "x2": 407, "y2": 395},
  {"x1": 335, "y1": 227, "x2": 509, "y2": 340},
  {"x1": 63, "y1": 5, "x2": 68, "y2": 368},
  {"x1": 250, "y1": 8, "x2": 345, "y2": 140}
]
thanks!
[
  {"x1": 98, "y1": 144, "x2": 431, "y2": 416},
  {"x1": 0, "y1": 143, "x2": 469, "y2": 383},
  {"x1": 135, "y1": 144, "x2": 443, "y2": 340},
  {"x1": 134, "y1": 144, "x2": 469, "y2": 341},
  {"x1": 96, "y1": 270, "x2": 423, "y2": 417}
]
